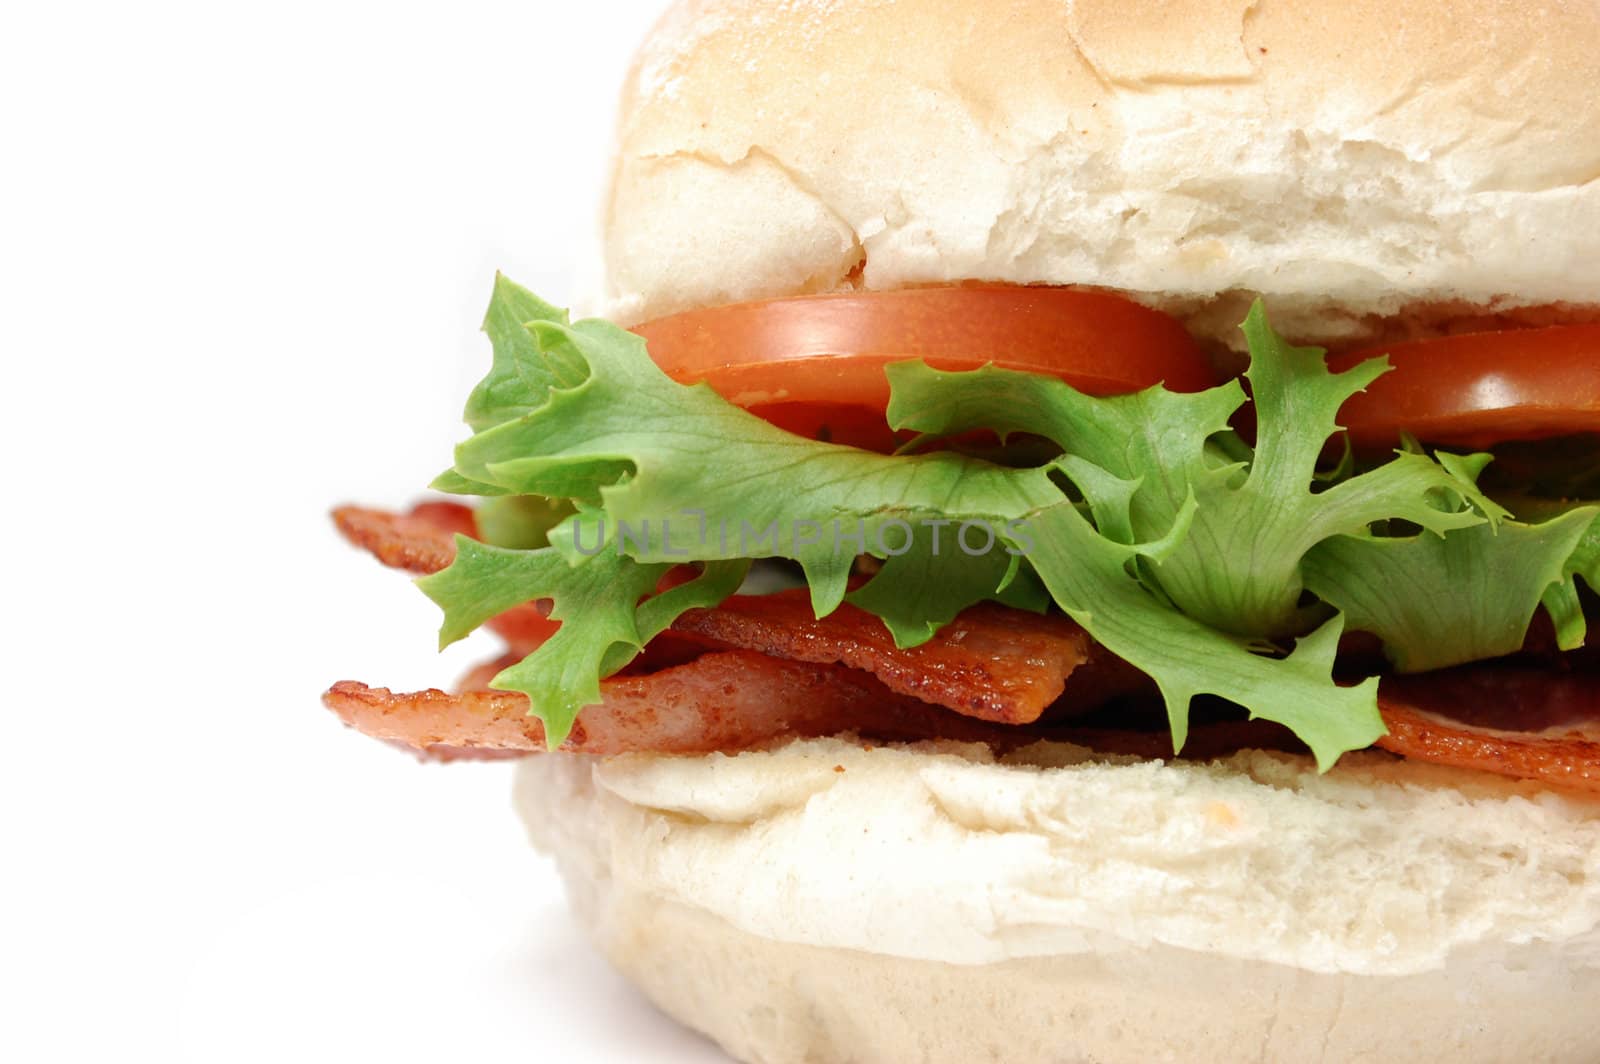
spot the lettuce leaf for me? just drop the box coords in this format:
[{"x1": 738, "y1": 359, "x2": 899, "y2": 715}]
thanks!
[
  {"x1": 463, "y1": 273, "x2": 578, "y2": 432},
  {"x1": 884, "y1": 305, "x2": 1497, "y2": 637},
  {"x1": 455, "y1": 314, "x2": 1062, "y2": 617},
  {"x1": 473, "y1": 494, "x2": 574, "y2": 550},
  {"x1": 1302, "y1": 509, "x2": 1595, "y2": 672},
  {"x1": 1022, "y1": 502, "x2": 1383, "y2": 768},
  {"x1": 1510, "y1": 499, "x2": 1600, "y2": 652},
  {"x1": 844, "y1": 523, "x2": 1049, "y2": 648}
]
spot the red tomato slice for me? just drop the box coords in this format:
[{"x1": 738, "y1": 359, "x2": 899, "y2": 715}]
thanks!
[
  {"x1": 1332, "y1": 325, "x2": 1600, "y2": 449},
  {"x1": 630, "y1": 285, "x2": 1213, "y2": 449}
]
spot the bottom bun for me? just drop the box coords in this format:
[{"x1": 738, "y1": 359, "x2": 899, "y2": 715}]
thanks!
[{"x1": 515, "y1": 737, "x2": 1600, "y2": 1064}]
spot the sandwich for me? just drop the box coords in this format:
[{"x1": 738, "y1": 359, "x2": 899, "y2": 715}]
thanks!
[{"x1": 324, "y1": 1, "x2": 1600, "y2": 1060}]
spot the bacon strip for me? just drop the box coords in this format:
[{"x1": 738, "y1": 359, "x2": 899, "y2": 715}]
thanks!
[
  {"x1": 333, "y1": 502, "x2": 474, "y2": 574},
  {"x1": 333, "y1": 504, "x2": 1600, "y2": 790},
  {"x1": 333, "y1": 503, "x2": 1119, "y2": 723},
  {"x1": 673, "y1": 594, "x2": 1112, "y2": 724},
  {"x1": 332, "y1": 503, "x2": 558, "y2": 646},
  {"x1": 325, "y1": 651, "x2": 1026, "y2": 756},
  {"x1": 337, "y1": 659, "x2": 1600, "y2": 785},
  {"x1": 1377, "y1": 670, "x2": 1600, "y2": 794},
  {"x1": 329, "y1": 653, "x2": 1302, "y2": 761}
]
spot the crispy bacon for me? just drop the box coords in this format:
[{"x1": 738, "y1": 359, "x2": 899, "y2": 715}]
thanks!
[
  {"x1": 333, "y1": 504, "x2": 1121, "y2": 723},
  {"x1": 1376, "y1": 670, "x2": 1600, "y2": 794},
  {"x1": 325, "y1": 650, "x2": 1026, "y2": 756},
  {"x1": 673, "y1": 594, "x2": 1115, "y2": 724},
  {"x1": 331, "y1": 503, "x2": 1600, "y2": 792},
  {"x1": 331, "y1": 654, "x2": 1302, "y2": 761},
  {"x1": 332, "y1": 504, "x2": 559, "y2": 646},
  {"x1": 332, "y1": 502, "x2": 473, "y2": 574}
]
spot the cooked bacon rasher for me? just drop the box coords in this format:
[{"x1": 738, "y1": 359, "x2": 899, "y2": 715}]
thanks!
[
  {"x1": 332, "y1": 502, "x2": 474, "y2": 575},
  {"x1": 326, "y1": 663, "x2": 1600, "y2": 795},
  {"x1": 1376, "y1": 671, "x2": 1600, "y2": 795},
  {"x1": 326, "y1": 650, "x2": 1027, "y2": 756},
  {"x1": 671, "y1": 596, "x2": 1107, "y2": 724},
  {"x1": 329, "y1": 503, "x2": 1128, "y2": 723},
  {"x1": 329, "y1": 503, "x2": 1600, "y2": 793}
]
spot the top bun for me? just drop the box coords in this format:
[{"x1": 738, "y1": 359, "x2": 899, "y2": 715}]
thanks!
[{"x1": 592, "y1": 0, "x2": 1600, "y2": 347}]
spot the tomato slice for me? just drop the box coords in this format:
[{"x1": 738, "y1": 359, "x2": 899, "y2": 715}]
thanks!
[
  {"x1": 1331, "y1": 325, "x2": 1600, "y2": 449},
  {"x1": 630, "y1": 285, "x2": 1213, "y2": 449}
]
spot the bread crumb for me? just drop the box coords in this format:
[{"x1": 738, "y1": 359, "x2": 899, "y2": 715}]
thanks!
[{"x1": 1205, "y1": 801, "x2": 1241, "y2": 829}]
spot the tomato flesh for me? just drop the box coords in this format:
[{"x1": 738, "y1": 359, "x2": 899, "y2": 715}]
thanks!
[
  {"x1": 630, "y1": 285, "x2": 1213, "y2": 449},
  {"x1": 1332, "y1": 324, "x2": 1600, "y2": 449},
  {"x1": 632, "y1": 288, "x2": 1600, "y2": 452}
]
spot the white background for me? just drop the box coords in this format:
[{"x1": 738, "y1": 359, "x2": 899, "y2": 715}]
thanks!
[{"x1": 4, "y1": 2, "x2": 728, "y2": 1060}]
